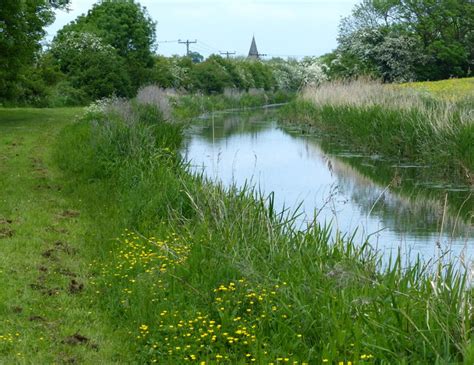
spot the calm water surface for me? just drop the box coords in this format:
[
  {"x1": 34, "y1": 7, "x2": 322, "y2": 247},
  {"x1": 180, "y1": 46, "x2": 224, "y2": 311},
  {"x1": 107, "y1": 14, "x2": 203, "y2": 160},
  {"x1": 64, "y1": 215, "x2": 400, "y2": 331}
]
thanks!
[{"x1": 182, "y1": 110, "x2": 474, "y2": 264}]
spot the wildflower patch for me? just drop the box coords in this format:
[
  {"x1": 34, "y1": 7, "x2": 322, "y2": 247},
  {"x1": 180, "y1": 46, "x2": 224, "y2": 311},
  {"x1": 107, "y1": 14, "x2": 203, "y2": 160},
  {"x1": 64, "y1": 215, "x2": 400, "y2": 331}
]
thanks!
[{"x1": 137, "y1": 279, "x2": 310, "y2": 363}]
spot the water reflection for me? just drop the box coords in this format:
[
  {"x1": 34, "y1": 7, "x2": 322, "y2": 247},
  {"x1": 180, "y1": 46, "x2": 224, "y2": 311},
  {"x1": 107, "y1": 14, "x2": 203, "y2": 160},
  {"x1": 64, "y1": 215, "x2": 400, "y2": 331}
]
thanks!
[{"x1": 182, "y1": 111, "x2": 473, "y2": 262}]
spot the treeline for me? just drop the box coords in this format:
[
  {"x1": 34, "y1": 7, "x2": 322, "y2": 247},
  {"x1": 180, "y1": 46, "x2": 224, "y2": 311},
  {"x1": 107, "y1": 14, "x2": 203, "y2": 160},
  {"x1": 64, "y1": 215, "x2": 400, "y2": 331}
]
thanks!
[
  {"x1": 1, "y1": 0, "x2": 471, "y2": 107},
  {"x1": 0, "y1": 0, "x2": 325, "y2": 107},
  {"x1": 321, "y1": 0, "x2": 474, "y2": 82}
]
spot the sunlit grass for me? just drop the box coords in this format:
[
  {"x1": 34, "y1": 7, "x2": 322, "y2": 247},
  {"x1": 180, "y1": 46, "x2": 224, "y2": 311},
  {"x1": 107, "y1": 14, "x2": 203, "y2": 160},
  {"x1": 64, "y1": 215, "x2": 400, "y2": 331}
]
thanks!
[
  {"x1": 0, "y1": 107, "x2": 131, "y2": 363},
  {"x1": 398, "y1": 77, "x2": 474, "y2": 101}
]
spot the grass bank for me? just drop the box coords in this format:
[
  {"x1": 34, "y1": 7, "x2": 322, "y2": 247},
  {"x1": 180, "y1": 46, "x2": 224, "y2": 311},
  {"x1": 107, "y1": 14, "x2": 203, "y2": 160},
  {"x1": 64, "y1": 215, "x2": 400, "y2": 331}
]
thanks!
[
  {"x1": 0, "y1": 89, "x2": 291, "y2": 363},
  {"x1": 51, "y1": 98, "x2": 474, "y2": 364},
  {"x1": 0, "y1": 108, "x2": 135, "y2": 363},
  {"x1": 279, "y1": 79, "x2": 474, "y2": 185}
]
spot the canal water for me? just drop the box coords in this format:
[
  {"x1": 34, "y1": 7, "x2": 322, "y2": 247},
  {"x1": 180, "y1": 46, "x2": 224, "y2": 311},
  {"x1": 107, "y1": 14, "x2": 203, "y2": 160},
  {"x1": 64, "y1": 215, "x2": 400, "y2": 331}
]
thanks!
[{"x1": 182, "y1": 109, "x2": 473, "y2": 264}]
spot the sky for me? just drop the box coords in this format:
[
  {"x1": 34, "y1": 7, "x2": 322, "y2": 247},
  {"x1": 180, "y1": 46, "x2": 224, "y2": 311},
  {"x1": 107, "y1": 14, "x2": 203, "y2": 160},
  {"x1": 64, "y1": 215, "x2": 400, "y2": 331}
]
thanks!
[{"x1": 45, "y1": 0, "x2": 360, "y2": 59}]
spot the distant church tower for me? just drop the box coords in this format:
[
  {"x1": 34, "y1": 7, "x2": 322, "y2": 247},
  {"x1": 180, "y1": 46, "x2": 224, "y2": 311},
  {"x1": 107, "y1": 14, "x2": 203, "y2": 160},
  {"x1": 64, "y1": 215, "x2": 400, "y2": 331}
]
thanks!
[{"x1": 248, "y1": 36, "x2": 260, "y2": 60}]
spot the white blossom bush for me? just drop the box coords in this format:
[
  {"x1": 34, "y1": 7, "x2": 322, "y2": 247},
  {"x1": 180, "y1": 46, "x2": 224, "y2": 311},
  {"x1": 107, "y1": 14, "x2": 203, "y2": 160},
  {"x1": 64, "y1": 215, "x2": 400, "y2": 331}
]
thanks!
[
  {"x1": 50, "y1": 31, "x2": 131, "y2": 98},
  {"x1": 337, "y1": 27, "x2": 427, "y2": 82},
  {"x1": 299, "y1": 57, "x2": 328, "y2": 86},
  {"x1": 51, "y1": 31, "x2": 115, "y2": 71},
  {"x1": 168, "y1": 57, "x2": 190, "y2": 89},
  {"x1": 269, "y1": 58, "x2": 327, "y2": 90},
  {"x1": 83, "y1": 97, "x2": 114, "y2": 119},
  {"x1": 233, "y1": 60, "x2": 256, "y2": 89}
]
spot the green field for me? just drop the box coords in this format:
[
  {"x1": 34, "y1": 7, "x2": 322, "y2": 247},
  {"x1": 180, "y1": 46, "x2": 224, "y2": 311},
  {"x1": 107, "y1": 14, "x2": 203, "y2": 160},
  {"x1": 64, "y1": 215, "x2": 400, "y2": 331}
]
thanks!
[{"x1": 398, "y1": 77, "x2": 474, "y2": 101}]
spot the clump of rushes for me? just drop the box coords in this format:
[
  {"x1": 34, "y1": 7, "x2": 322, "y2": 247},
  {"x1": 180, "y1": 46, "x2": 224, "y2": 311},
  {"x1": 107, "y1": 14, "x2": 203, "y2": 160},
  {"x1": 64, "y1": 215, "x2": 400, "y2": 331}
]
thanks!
[
  {"x1": 279, "y1": 78, "x2": 473, "y2": 185},
  {"x1": 56, "y1": 98, "x2": 474, "y2": 363}
]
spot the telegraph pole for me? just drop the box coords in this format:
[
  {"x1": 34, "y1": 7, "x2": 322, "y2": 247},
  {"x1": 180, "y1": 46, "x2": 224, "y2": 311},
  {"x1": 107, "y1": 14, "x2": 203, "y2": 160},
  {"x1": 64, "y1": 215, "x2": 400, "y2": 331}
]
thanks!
[
  {"x1": 220, "y1": 51, "x2": 236, "y2": 59},
  {"x1": 178, "y1": 39, "x2": 197, "y2": 56}
]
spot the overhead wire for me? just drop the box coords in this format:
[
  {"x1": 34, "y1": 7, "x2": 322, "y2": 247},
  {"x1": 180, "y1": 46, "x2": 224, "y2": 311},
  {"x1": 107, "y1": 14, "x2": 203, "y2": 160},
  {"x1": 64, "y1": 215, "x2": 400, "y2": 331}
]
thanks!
[
  {"x1": 156, "y1": 40, "x2": 180, "y2": 44},
  {"x1": 157, "y1": 39, "x2": 314, "y2": 59},
  {"x1": 191, "y1": 44, "x2": 213, "y2": 55},
  {"x1": 195, "y1": 44, "x2": 215, "y2": 53},
  {"x1": 266, "y1": 53, "x2": 316, "y2": 58},
  {"x1": 198, "y1": 40, "x2": 221, "y2": 52}
]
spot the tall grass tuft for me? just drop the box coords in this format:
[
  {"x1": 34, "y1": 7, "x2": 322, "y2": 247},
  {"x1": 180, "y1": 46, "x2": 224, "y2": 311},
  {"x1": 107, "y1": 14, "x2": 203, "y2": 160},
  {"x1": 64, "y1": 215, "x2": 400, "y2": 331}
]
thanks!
[{"x1": 136, "y1": 85, "x2": 177, "y2": 121}]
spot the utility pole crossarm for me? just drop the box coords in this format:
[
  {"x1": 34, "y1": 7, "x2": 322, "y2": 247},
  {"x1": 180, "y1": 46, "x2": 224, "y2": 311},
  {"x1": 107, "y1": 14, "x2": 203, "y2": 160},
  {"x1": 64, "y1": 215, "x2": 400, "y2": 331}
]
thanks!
[
  {"x1": 220, "y1": 51, "x2": 236, "y2": 59},
  {"x1": 178, "y1": 39, "x2": 197, "y2": 56}
]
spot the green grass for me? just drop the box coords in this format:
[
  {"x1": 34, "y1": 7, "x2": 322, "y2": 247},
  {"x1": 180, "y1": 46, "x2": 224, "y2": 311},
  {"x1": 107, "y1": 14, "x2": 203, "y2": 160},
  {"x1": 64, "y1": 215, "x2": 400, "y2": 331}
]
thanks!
[
  {"x1": 49, "y1": 100, "x2": 474, "y2": 364},
  {"x1": 0, "y1": 108, "x2": 135, "y2": 363}
]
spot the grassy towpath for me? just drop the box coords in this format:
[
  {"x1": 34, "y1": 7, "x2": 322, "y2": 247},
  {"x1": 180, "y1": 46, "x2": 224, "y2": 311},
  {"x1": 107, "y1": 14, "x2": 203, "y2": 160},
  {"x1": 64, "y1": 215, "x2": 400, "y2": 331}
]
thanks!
[{"x1": 0, "y1": 108, "x2": 129, "y2": 364}]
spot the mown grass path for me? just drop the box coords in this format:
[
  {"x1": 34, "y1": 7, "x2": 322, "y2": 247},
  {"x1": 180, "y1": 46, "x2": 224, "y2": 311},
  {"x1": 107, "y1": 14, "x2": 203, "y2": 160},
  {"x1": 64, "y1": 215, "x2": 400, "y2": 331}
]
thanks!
[{"x1": 0, "y1": 109, "x2": 127, "y2": 364}]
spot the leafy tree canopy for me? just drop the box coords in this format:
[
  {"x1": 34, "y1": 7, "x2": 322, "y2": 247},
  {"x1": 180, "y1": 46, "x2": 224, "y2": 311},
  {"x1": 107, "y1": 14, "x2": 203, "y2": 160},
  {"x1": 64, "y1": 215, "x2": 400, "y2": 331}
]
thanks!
[
  {"x1": 189, "y1": 51, "x2": 204, "y2": 64},
  {"x1": 331, "y1": 0, "x2": 474, "y2": 81},
  {"x1": 51, "y1": 31, "x2": 132, "y2": 98},
  {"x1": 0, "y1": 0, "x2": 69, "y2": 100},
  {"x1": 56, "y1": 0, "x2": 156, "y2": 88}
]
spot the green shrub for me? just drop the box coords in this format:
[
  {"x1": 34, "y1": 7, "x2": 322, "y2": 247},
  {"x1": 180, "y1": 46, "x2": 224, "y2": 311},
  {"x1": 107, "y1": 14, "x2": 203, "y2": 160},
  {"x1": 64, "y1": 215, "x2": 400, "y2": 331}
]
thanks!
[{"x1": 47, "y1": 81, "x2": 90, "y2": 107}]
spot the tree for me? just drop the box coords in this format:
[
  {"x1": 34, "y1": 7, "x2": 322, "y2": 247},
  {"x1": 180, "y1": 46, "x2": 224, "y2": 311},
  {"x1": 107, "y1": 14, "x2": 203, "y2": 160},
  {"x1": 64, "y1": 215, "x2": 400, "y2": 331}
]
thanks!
[
  {"x1": 50, "y1": 31, "x2": 132, "y2": 98},
  {"x1": 57, "y1": 0, "x2": 156, "y2": 91},
  {"x1": 191, "y1": 59, "x2": 231, "y2": 94},
  {"x1": 0, "y1": 0, "x2": 69, "y2": 101},
  {"x1": 189, "y1": 51, "x2": 204, "y2": 64},
  {"x1": 334, "y1": 0, "x2": 474, "y2": 81},
  {"x1": 149, "y1": 56, "x2": 175, "y2": 88},
  {"x1": 398, "y1": 0, "x2": 473, "y2": 79},
  {"x1": 206, "y1": 55, "x2": 245, "y2": 89}
]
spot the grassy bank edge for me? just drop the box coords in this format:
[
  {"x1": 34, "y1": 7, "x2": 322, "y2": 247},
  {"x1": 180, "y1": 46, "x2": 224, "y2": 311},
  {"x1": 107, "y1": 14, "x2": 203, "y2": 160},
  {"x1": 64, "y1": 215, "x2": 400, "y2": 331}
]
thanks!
[{"x1": 52, "y1": 99, "x2": 474, "y2": 363}]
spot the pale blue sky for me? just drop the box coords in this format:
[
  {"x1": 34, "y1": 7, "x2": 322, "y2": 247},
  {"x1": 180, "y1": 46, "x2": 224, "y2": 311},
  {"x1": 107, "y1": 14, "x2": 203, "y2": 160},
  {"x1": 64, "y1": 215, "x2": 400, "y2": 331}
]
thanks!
[{"x1": 45, "y1": 0, "x2": 360, "y2": 58}]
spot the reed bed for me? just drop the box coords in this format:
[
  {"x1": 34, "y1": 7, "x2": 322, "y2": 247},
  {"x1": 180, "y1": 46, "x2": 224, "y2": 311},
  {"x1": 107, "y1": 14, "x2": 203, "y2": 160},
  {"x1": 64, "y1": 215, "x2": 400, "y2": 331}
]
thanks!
[
  {"x1": 301, "y1": 79, "x2": 472, "y2": 130},
  {"x1": 53, "y1": 98, "x2": 474, "y2": 363},
  {"x1": 281, "y1": 79, "x2": 474, "y2": 185}
]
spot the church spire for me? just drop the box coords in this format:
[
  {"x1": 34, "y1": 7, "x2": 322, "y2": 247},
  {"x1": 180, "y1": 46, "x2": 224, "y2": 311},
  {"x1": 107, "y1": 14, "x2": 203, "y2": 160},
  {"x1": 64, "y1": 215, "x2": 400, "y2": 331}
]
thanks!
[{"x1": 248, "y1": 35, "x2": 260, "y2": 59}]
